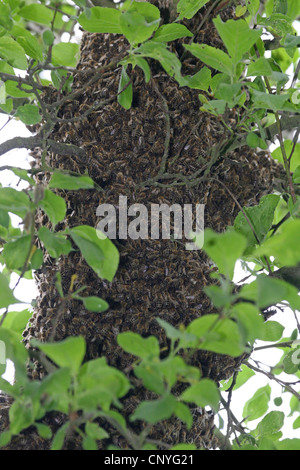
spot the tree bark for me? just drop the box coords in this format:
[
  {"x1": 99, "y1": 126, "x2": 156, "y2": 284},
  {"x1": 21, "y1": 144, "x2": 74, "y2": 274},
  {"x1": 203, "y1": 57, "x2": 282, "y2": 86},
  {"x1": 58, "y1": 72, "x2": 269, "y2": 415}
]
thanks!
[{"x1": 1, "y1": 0, "x2": 282, "y2": 449}]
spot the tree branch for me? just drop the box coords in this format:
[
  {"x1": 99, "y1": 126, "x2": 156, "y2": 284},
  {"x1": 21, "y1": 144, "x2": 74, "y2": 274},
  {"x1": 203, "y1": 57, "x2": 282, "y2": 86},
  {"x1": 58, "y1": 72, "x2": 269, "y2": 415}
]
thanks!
[
  {"x1": 0, "y1": 72, "x2": 43, "y2": 91},
  {"x1": 0, "y1": 135, "x2": 86, "y2": 158},
  {"x1": 227, "y1": 115, "x2": 300, "y2": 152},
  {"x1": 0, "y1": 135, "x2": 41, "y2": 156}
]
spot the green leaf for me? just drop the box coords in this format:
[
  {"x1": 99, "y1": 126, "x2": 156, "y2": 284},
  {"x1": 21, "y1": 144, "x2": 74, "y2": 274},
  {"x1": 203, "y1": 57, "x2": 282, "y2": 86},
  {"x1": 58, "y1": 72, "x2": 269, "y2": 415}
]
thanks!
[
  {"x1": 68, "y1": 225, "x2": 119, "y2": 281},
  {"x1": 153, "y1": 24, "x2": 193, "y2": 42},
  {"x1": 0, "y1": 431, "x2": 12, "y2": 448},
  {"x1": 260, "y1": 321, "x2": 285, "y2": 342},
  {"x1": 156, "y1": 317, "x2": 192, "y2": 342},
  {"x1": 120, "y1": 1, "x2": 160, "y2": 45},
  {"x1": 205, "y1": 284, "x2": 233, "y2": 309},
  {"x1": 77, "y1": 296, "x2": 109, "y2": 313},
  {"x1": 36, "y1": 423, "x2": 52, "y2": 439},
  {"x1": 273, "y1": 396, "x2": 283, "y2": 407},
  {"x1": 2, "y1": 234, "x2": 32, "y2": 271},
  {"x1": 182, "y1": 66, "x2": 211, "y2": 91},
  {"x1": 185, "y1": 314, "x2": 218, "y2": 341},
  {"x1": 51, "y1": 423, "x2": 70, "y2": 450},
  {"x1": 231, "y1": 303, "x2": 264, "y2": 344},
  {"x1": 246, "y1": 131, "x2": 267, "y2": 149},
  {"x1": 186, "y1": 314, "x2": 244, "y2": 357},
  {"x1": 49, "y1": 172, "x2": 94, "y2": 190},
  {"x1": 82, "y1": 436, "x2": 97, "y2": 450},
  {"x1": 256, "y1": 411, "x2": 284, "y2": 437},
  {"x1": 0, "y1": 37, "x2": 27, "y2": 70},
  {"x1": 39, "y1": 368, "x2": 72, "y2": 414},
  {"x1": 220, "y1": 364, "x2": 255, "y2": 392},
  {"x1": 39, "y1": 189, "x2": 66, "y2": 226},
  {"x1": 234, "y1": 194, "x2": 280, "y2": 248},
  {"x1": 287, "y1": 0, "x2": 300, "y2": 20},
  {"x1": 243, "y1": 385, "x2": 271, "y2": 422},
  {"x1": 0, "y1": 329, "x2": 28, "y2": 382},
  {"x1": 254, "y1": 219, "x2": 300, "y2": 266},
  {"x1": 85, "y1": 422, "x2": 109, "y2": 440},
  {"x1": 247, "y1": 57, "x2": 273, "y2": 77},
  {"x1": 9, "y1": 399, "x2": 35, "y2": 435},
  {"x1": 43, "y1": 30, "x2": 55, "y2": 46},
  {"x1": 133, "y1": 56, "x2": 151, "y2": 82},
  {"x1": 35, "y1": 337, "x2": 86, "y2": 375},
  {"x1": 117, "y1": 66, "x2": 133, "y2": 110},
  {"x1": 236, "y1": 5, "x2": 247, "y2": 17},
  {"x1": 0, "y1": 3, "x2": 12, "y2": 29},
  {"x1": 242, "y1": 275, "x2": 299, "y2": 312},
  {"x1": 78, "y1": 358, "x2": 130, "y2": 405},
  {"x1": 170, "y1": 443, "x2": 197, "y2": 450},
  {"x1": 177, "y1": 0, "x2": 209, "y2": 20},
  {"x1": 281, "y1": 34, "x2": 300, "y2": 49},
  {"x1": 38, "y1": 227, "x2": 72, "y2": 259},
  {"x1": 203, "y1": 229, "x2": 247, "y2": 279},
  {"x1": 0, "y1": 209, "x2": 9, "y2": 229},
  {"x1": 51, "y1": 69, "x2": 73, "y2": 93},
  {"x1": 134, "y1": 363, "x2": 165, "y2": 394},
  {"x1": 277, "y1": 439, "x2": 300, "y2": 450},
  {"x1": 200, "y1": 98, "x2": 227, "y2": 116},
  {"x1": 181, "y1": 379, "x2": 220, "y2": 411},
  {"x1": 250, "y1": 88, "x2": 289, "y2": 111},
  {"x1": 51, "y1": 43, "x2": 80, "y2": 68},
  {"x1": 4, "y1": 81, "x2": 33, "y2": 99},
  {"x1": 12, "y1": 26, "x2": 43, "y2": 62},
  {"x1": 293, "y1": 416, "x2": 300, "y2": 429},
  {"x1": 9, "y1": 168, "x2": 35, "y2": 186},
  {"x1": 283, "y1": 350, "x2": 299, "y2": 375},
  {"x1": 273, "y1": 0, "x2": 288, "y2": 14},
  {"x1": 184, "y1": 43, "x2": 232, "y2": 76},
  {"x1": 159, "y1": 356, "x2": 200, "y2": 388},
  {"x1": 257, "y1": 13, "x2": 293, "y2": 36},
  {"x1": 131, "y1": 394, "x2": 177, "y2": 424},
  {"x1": 0, "y1": 309, "x2": 31, "y2": 336},
  {"x1": 272, "y1": 140, "x2": 300, "y2": 172},
  {"x1": 174, "y1": 402, "x2": 193, "y2": 429},
  {"x1": 293, "y1": 166, "x2": 300, "y2": 185},
  {"x1": 78, "y1": 7, "x2": 122, "y2": 34},
  {"x1": 19, "y1": 4, "x2": 53, "y2": 26},
  {"x1": 117, "y1": 332, "x2": 160, "y2": 359},
  {"x1": 0, "y1": 273, "x2": 19, "y2": 308},
  {"x1": 30, "y1": 248, "x2": 43, "y2": 270},
  {"x1": 15, "y1": 104, "x2": 41, "y2": 126},
  {"x1": 136, "y1": 41, "x2": 183, "y2": 84},
  {"x1": 213, "y1": 17, "x2": 261, "y2": 64}
]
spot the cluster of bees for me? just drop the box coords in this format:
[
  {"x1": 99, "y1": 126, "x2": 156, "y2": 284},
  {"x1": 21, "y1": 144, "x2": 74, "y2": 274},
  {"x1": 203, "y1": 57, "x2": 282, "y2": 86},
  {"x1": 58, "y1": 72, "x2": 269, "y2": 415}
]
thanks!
[{"x1": 21, "y1": 0, "x2": 283, "y2": 449}]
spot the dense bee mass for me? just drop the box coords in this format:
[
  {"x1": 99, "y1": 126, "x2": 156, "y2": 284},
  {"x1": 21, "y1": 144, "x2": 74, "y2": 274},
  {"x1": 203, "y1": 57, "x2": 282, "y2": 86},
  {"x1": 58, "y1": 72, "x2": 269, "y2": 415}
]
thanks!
[{"x1": 1, "y1": 0, "x2": 283, "y2": 450}]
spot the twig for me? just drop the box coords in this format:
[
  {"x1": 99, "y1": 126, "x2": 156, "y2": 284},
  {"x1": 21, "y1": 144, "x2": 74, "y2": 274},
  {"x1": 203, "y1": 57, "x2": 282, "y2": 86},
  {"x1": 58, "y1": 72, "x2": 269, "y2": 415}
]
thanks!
[
  {"x1": 291, "y1": 59, "x2": 300, "y2": 88},
  {"x1": 0, "y1": 134, "x2": 86, "y2": 159},
  {"x1": 0, "y1": 72, "x2": 43, "y2": 91},
  {"x1": 244, "y1": 360, "x2": 300, "y2": 401},
  {"x1": 253, "y1": 340, "x2": 295, "y2": 351},
  {"x1": 288, "y1": 128, "x2": 300, "y2": 164}
]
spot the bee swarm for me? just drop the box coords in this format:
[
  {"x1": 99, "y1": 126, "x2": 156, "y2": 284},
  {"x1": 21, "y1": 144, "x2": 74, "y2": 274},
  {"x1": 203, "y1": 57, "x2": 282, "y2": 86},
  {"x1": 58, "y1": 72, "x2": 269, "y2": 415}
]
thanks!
[{"x1": 18, "y1": 0, "x2": 283, "y2": 450}]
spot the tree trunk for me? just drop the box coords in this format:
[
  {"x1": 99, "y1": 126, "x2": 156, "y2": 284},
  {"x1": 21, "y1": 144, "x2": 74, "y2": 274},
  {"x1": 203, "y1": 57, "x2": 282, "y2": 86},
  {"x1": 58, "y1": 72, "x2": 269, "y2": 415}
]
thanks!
[{"x1": 0, "y1": 0, "x2": 281, "y2": 450}]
